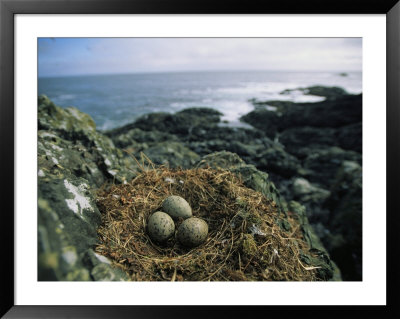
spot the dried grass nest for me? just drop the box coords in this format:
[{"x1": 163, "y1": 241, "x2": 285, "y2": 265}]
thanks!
[{"x1": 95, "y1": 161, "x2": 321, "y2": 281}]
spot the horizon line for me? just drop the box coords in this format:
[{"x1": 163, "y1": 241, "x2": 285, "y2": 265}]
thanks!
[{"x1": 38, "y1": 69, "x2": 361, "y2": 79}]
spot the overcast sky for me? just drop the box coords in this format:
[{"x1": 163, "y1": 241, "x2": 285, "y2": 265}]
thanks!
[{"x1": 38, "y1": 38, "x2": 362, "y2": 77}]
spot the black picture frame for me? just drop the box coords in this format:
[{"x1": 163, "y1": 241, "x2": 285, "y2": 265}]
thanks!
[{"x1": 1, "y1": 0, "x2": 399, "y2": 317}]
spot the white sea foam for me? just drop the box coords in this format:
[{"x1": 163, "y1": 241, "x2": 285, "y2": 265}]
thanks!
[{"x1": 39, "y1": 71, "x2": 362, "y2": 131}]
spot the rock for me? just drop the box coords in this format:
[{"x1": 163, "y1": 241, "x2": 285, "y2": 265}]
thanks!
[
  {"x1": 83, "y1": 249, "x2": 129, "y2": 281},
  {"x1": 38, "y1": 175, "x2": 101, "y2": 281},
  {"x1": 105, "y1": 106, "x2": 303, "y2": 182},
  {"x1": 108, "y1": 107, "x2": 222, "y2": 137},
  {"x1": 38, "y1": 131, "x2": 106, "y2": 187},
  {"x1": 242, "y1": 88, "x2": 362, "y2": 281},
  {"x1": 242, "y1": 93, "x2": 362, "y2": 136},
  {"x1": 279, "y1": 124, "x2": 362, "y2": 158},
  {"x1": 287, "y1": 201, "x2": 341, "y2": 281},
  {"x1": 82, "y1": 248, "x2": 113, "y2": 268},
  {"x1": 196, "y1": 151, "x2": 285, "y2": 213},
  {"x1": 107, "y1": 127, "x2": 178, "y2": 149},
  {"x1": 280, "y1": 85, "x2": 349, "y2": 100},
  {"x1": 291, "y1": 178, "x2": 331, "y2": 224},
  {"x1": 335, "y1": 122, "x2": 362, "y2": 153},
  {"x1": 292, "y1": 178, "x2": 331, "y2": 201},
  {"x1": 177, "y1": 122, "x2": 297, "y2": 180},
  {"x1": 277, "y1": 94, "x2": 362, "y2": 129},
  {"x1": 38, "y1": 163, "x2": 130, "y2": 281},
  {"x1": 177, "y1": 107, "x2": 223, "y2": 121},
  {"x1": 256, "y1": 146, "x2": 301, "y2": 177},
  {"x1": 303, "y1": 147, "x2": 361, "y2": 188},
  {"x1": 192, "y1": 139, "x2": 263, "y2": 166},
  {"x1": 38, "y1": 95, "x2": 138, "y2": 185},
  {"x1": 142, "y1": 141, "x2": 200, "y2": 168},
  {"x1": 185, "y1": 126, "x2": 267, "y2": 145},
  {"x1": 323, "y1": 161, "x2": 362, "y2": 281},
  {"x1": 39, "y1": 176, "x2": 101, "y2": 254},
  {"x1": 240, "y1": 109, "x2": 281, "y2": 138},
  {"x1": 38, "y1": 96, "x2": 141, "y2": 281},
  {"x1": 90, "y1": 263, "x2": 129, "y2": 281},
  {"x1": 107, "y1": 113, "x2": 283, "y2": 176},
  {"x1": 185, "y1": 127, "x2": 276, "y2": 168},
  {"x1": 38, "y1": 199, "x2": 92, "y2": 281},
  {"x1": 38, "y1": 95, "x2": 96, "y2": 134},
  {"x1": 278, "y1": 126, "x2": 337, "y2": 159}
]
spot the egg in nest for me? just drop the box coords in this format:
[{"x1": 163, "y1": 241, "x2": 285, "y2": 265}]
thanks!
[
  {"x1": 162, "y1": 195, "x2": 192, "y2": 220},
  {"x1": 147, "y1": 211, "x2": 175, "y2": 242},
  {"x1": 177, "y1": 217, "x2": 208, "y2": 247}
]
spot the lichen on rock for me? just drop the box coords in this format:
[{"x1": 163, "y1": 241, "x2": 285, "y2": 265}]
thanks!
[{"x1": 38, "y1": 96, "x2": 138, "y2": 281}]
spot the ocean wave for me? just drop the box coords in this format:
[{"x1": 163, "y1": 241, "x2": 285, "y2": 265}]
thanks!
[
  {"x1": 56, "y1": 94, "x2": 76, "y2": 101},
  {"x1": 40, "y1": 71, "x2": 362, "y2": 131}
]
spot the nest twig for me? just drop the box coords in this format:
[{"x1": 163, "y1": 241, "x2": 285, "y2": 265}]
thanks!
[{"x1": 95, "y1": 162, "x2": 318, "y2": 281}]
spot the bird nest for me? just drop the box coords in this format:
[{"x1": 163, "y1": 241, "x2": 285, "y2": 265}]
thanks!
[{"x1": 95, "y1": 160, "x2": 321, "y2": 281}]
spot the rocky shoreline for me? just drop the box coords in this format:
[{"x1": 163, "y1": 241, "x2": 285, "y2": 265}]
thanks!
[{"x1": 38, "y1": 85, "x2": 362, "y2": 281}]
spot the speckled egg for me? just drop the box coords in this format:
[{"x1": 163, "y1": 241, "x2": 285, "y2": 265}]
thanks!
[
  {"x1": 177, "y1": 217, "x2": 208, "y2": 247},
  {"x1": 147, "y1": 211, "x2": 175, "y2": 242},
  {"x1": 162, "y1": 195, "x2": 192, "y2": 220}
]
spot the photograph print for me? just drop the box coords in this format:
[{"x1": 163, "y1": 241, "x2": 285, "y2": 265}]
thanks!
[{"x1": 37, "y1": 38, "x2": 362, "y2": 282}]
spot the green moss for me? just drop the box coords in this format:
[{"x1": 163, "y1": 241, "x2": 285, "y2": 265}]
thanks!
[
  {"x1": 65, "y1": 269, "x2": 91, "y2": 281},
  {"x1": 91, "y1": 263, "x2": 129, "y2": 281},
  {"x1": 241, "y1": 234, "x2": 258, "y2": 256},
  {"x1": 277, "y1": 218, "x2": 292, "y2": 232},
  {"x1": 39, "y1": 252, "x2": 59, "y2": 269}
]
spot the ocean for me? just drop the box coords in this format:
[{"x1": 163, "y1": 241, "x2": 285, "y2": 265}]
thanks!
[{"x1": 38, "y1": 70, "x2": 362, "y2": 131}]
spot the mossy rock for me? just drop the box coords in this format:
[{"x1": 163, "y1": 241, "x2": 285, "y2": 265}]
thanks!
[
  {"x1": 38, "y1": 176, "x2": 102, "y2": 254},
  {"x1": 38, "y1": 94, "x2": 96, "y2": 134},
  {"x1": 142, "y1": 141, "x2": 200, "y2": 168},
  {"x1": 288, "y1": 201, "x2": 341, "y2": 281},
  {"x1": 38, "y1": 197, "x2": 92, "y2": 281},
  {"x1": 196, "y1": 151, "x2": 285, "y2": 214},
  {"x1": 38, "y1": 95, "x2": 138, "y2": 184}
]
